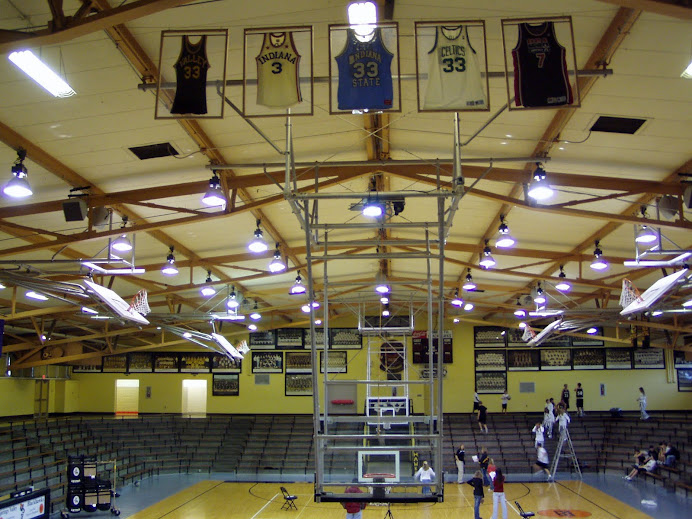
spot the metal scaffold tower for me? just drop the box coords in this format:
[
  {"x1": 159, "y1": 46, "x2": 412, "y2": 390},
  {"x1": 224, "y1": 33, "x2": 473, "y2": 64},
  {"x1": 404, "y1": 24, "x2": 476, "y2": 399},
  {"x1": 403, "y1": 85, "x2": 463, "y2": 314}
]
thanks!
[{"x1": 282, "y1": 113, "x2": 467, "y2": 503}]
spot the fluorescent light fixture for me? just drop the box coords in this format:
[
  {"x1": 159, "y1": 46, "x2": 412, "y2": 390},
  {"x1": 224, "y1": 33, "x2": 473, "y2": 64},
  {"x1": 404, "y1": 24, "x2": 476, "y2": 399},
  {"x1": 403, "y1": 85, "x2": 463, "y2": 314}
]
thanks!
[
  {"x1": 590, "y1": 241, "x2": 608, "y2": 271},
  {"x1": 290, "y1": 272, "x2": 306, "y2": 295},
  {"x1": 161, "y1": 246, "x2": 178, "y2": 276},
  {"x1": 651, "y1": 310, "x2": 663, "y2": 317},
  {"x1": 624, "y1": 252, "x2": 692, "y2": 268},
  {"x1": 8, "y1": 50, "x2": 76, "y2": 98},
  {"x1": 586, "y1": 327, "x2": 598, "y2": 335},
  {"x1": 220, "y1": 310, "x2": 245, "y2": 321},
  {"x1": 183, "y1": 332, "x2": 192, "y2": 338},
  {"x1": 201, "y1": 174, "x2": 226, "y2": 207},
  {"x1": 555, "y1": 266, "x2": 571, "y2": 292},
  {"x1": 80, "y1": 262, "x2": 146, "y2": 275},
  {"x1": 479, "y1": 243, "x2": 496, "y2": 269},
  {"x1": 527, "y1": 165, "x2": 553, "y2": 201},
  {"x1": 681, "y1": 299, "x2": 692, "y2": 308},
  {"x1": 81, "y1": 307, "x2": 98, "y2": 315},
  {"x1": 248, "y1": 220, "x2": 268, "y2": 253},
  {"x1": 111, "y1": 235, "x2": 133, "y2": 253},
  {"x1": 248, "y1": 324, "x2": 258, "y2": 331},
  {"x1": 268, "y1": 245, "x2": 286, "y2": 273},
  {"x1": 635, "y1": 226, "x2": 658, "y2": 244},
  {"x1": 463, "y1": 270, "x2": 476, "y2": 291},
  {"x1": 682, "y1": 58, "x2": 692, "y2": 79},
  {"x1": 348, "y1": 1, "x2": 377, "y2": 37},
  {"x1": 528, "y1": 309, "x2": 564, "y2": 317},
  {"x1": 26, "y1": 290, "x2": 48, "y2": 301},
  {"x1": 362, "y1": 198, "x2": 384, "y2": 218},
  {"x1": 201, "y1": 271, "x2": 216, "y2": 297},
  {"x1": 463, "y1": 302, "x2": 474, "y2": 311},
  {"x1": 91, "y1": 315, "x2": 110, "y2": 320},
  {"x1": 451, "y1": 290, "x2": 463, "y2": 307}
]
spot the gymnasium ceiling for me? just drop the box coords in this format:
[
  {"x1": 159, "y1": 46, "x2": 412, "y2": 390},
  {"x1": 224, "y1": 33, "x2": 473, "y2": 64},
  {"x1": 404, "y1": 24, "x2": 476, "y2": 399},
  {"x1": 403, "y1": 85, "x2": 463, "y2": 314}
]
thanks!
[{"x1": 0, "y1": 0, "x2": 690, "y2": 368}]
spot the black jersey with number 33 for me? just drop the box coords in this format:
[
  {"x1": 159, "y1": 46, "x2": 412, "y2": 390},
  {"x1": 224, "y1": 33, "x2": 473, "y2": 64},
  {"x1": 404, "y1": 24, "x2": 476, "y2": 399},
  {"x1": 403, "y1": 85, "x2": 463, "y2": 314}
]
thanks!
[{"x1": 171, "y1": 35, "x2": 210, "y2": 115}]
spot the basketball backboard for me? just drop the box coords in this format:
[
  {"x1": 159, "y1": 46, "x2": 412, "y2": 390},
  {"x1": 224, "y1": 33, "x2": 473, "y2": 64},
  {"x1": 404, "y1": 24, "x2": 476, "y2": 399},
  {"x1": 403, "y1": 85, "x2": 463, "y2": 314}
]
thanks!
[
  {"x1": 621, "y1": 269, "x2": 689, "y2": 316},
  {"x1": 83, "y1": 279, "x2": 150, "y2": 325}
]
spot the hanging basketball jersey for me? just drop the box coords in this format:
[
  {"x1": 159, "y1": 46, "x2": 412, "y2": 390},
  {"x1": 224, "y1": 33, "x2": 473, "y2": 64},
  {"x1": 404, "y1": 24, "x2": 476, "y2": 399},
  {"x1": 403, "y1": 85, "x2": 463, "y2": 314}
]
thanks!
[
  {"x1": 256, "y1": 32, "x2": 302, "y2": 109},
  {"x1": 423, "y1": 25, "x2": 486, "y2": 110},
  {"x1": 335, "y1": 28, "x2": 393, "y2": 111},
  {"x1": 511, "y1": 22, "x2": 573, "y2": 108},
  {"x1": 171, "y1": 35, "x2": 210, "y2": 115}
]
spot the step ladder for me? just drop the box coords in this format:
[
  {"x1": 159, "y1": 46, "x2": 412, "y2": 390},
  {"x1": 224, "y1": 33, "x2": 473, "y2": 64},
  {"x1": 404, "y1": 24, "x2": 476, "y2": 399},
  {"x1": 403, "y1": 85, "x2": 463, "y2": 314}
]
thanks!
[{"x1": 549, "y1": 428, "x2": 582, "y2": 479}]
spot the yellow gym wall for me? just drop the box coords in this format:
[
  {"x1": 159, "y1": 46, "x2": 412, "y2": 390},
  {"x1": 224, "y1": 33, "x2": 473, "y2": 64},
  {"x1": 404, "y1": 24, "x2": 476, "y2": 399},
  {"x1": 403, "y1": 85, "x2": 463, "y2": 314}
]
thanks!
[{"x1": 3, "y1": 321, "x2": 690, "y2": 418}]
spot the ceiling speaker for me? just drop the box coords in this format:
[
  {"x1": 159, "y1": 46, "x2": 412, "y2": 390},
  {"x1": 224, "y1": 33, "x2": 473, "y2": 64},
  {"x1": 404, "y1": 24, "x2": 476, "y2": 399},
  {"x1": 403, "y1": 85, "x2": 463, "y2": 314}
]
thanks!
[
  {"x1": 657, "y1": 195, "x2": 678, "y2": 220},
  {"x1": 90, "y1": 206, "x2": 110, "y2": 227},
  {"x1": 62, "y1": 199, "x2": 87, "y2": 221}
]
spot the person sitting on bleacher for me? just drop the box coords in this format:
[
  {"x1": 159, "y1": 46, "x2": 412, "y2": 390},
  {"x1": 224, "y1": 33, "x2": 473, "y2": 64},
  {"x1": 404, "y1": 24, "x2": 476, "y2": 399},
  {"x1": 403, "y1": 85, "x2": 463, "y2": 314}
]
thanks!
[
  {"x1": 661, "y1": 442, "x2": 680, "y2": 467},
  {"x1": 625, "y1": 452, "x2": 657, "y2": 480}
]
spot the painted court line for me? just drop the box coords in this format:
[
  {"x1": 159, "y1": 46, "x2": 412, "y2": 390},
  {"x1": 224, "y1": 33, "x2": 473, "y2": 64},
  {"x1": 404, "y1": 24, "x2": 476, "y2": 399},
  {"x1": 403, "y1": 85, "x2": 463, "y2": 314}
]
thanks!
[{"x1": 250, "y1": 492, "x2": 279, "y2": 519}]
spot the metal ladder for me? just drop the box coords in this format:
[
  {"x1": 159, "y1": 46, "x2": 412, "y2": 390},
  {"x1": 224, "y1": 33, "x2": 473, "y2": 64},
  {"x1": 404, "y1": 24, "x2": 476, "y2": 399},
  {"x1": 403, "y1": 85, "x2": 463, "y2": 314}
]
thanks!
[{"x1": 549, "y1": 428, "x2": 582, "y2": 479}]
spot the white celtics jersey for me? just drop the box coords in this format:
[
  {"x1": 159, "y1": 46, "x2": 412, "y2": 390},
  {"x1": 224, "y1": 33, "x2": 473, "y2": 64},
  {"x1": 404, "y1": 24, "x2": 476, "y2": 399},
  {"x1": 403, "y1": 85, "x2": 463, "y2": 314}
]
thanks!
[
  {"x1": 423, "y1": 25, "x2": 486, "y2": 110},
  {"x1": 256, "y1": 32, "x2": 302, "y2": 109}
]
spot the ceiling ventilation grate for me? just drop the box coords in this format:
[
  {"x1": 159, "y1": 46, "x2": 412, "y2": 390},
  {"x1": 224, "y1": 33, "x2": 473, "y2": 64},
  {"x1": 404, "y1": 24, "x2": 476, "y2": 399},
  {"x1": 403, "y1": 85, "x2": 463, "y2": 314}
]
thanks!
[
  {"x1": 128, "y1": 142, "x2": 179, "y2": 160},
  {"x1": 590, "y1": 116, "x2": 646, "y2": 135}
]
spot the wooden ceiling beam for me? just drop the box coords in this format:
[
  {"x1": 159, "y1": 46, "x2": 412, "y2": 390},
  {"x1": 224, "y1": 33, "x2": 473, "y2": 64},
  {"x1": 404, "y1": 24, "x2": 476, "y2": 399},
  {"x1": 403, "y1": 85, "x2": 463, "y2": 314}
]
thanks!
[
  {"x1": 0, "y1": 0, "x2": 197, "y2": 54},
  {"x1": 597, "y1": 0, "x2": 692, "y2": 19}
]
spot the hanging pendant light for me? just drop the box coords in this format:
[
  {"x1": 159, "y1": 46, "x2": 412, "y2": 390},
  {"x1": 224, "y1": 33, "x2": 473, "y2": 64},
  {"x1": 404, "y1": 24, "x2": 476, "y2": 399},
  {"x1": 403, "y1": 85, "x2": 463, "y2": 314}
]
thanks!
[
  {"x1": 463, "y1": 268, "x2": 476, "y2": 291},
  {"x1": 479, "y1": 241, "x2": 496, "y2": 269},
  {"x1": 514, "y1": 299, "x2": 526, "y2": 318},
  {"x1": 451, "y1": 290, "x2": 463, "y2": 307},
  {"x1": 3, "y1": 148, "x2": 32, "y2": 199},
  {"x1": 290, "y1": 272, "x2": 307, "y2": 295},
  {"x1": 555, "y1": 266, "x2": 571, "y2": 292},
  {"x1": 200, "y1": 270, "x2": 216, "y2": 297},
  {"x1": 161, "y1": 246, "x2": 178, "y2": 276},
  {"x1": 534, "y1": 282, "x2": 547, "y2": 305},
  {"x1": 590, "y1": 240, "x2": 609, "y2": 271},
  {"x1": 495, "y1": 215, "x2": 516, "y2": 248},
  {"x1": 247, "y1": 219, "x2": 269, "y2": 253},
  {"x1": 201, "y1": 173, "x2": 226, "y2": 207},
  {"x1": 226, "y1": 286, "x2": 240, "y2": 309},
  {"x1": 268, "y1": 243, "x2": 287, "y2": 273},
  {"x1": 527, "y1": 164, "x2": 554, "y2": 201}
]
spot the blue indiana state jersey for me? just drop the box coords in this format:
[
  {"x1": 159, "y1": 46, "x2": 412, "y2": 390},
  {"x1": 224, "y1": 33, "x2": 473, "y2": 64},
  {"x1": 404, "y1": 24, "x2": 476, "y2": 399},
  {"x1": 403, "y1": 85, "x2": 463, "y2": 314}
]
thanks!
[{"x1": 335, "y1": 28, "x2": 393, "y2": 111}]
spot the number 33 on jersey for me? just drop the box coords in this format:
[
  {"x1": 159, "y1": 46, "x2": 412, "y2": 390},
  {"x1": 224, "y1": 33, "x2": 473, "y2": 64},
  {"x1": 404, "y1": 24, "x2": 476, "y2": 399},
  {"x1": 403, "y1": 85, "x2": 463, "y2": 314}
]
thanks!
[
  {"x1": 335, "y1": 28, "x2": 394, "y2": 111},
  {"x1": 256, "y1": 32, "x2": 302, "y2": 109}
]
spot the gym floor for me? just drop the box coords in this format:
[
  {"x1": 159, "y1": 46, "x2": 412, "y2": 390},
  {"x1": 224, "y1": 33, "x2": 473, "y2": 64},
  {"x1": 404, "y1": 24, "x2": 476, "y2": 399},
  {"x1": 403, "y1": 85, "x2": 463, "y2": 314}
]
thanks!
[{"x1": 109, "y1": 473, "x2": 691, "y2": 519}]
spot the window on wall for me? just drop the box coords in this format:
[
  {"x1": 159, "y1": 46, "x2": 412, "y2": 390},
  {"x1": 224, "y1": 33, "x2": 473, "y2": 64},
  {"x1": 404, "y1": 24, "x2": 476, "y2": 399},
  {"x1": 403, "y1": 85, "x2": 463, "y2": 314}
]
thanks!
[
  {"x1": 182, "y1": 379, "x2": 207, "y2": 418},
  {"x1": 115, "y1": 379, "x2": 139, "y2": 416}
]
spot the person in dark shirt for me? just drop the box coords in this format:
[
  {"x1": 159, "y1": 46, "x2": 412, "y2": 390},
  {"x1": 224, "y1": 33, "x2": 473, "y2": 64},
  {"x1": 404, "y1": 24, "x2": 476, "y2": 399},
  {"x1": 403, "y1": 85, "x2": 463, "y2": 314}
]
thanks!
[
  {"x1": 455, "y1": 443, "x2": 465, "y2": 483},
  {"x1": 575, "y1": 383, "x2": 584, "y2": 416},
  {"x1": 665, "y1": 443, "x2": 680, "y2": 467},
  {"x1": 467, "y1": 470, "x2": 485, "y2": 519},
  {"x1": 477, "y1": 400, "x2": 488, "y2": 434},
  {"x1": 561, "y1": 384, "x2": 570, "y2": 410},
  {"x1": 341, "y1": 485, "x2": 366, "y2": 519},
  {"x1": 478, "y1": 446, "x2": 491, "y2": 486}
]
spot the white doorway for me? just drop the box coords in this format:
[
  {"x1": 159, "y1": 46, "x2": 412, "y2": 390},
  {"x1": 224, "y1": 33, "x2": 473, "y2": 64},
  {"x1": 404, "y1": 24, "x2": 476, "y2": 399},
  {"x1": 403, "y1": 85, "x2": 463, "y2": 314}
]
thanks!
[
  {"x1": 115, "y1": 379, "x2": 139, "y2": 417},
  {"x1": 182, "y1": 379, "x2": 207, "y2": 418}
]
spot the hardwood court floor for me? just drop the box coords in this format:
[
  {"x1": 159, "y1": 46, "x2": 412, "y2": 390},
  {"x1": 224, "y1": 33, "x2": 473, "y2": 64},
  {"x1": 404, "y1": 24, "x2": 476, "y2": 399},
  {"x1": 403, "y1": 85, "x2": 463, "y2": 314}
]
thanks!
[{"x1": 125, "y1": 480, "x2": 657, "y2": 519}]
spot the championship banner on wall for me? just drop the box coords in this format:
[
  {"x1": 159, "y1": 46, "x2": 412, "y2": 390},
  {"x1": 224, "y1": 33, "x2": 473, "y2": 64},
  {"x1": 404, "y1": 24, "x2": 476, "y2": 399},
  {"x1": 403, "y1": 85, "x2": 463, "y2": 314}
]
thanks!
[{"x1": 411, "y1": 330, "x2": 452, "y2": 364}]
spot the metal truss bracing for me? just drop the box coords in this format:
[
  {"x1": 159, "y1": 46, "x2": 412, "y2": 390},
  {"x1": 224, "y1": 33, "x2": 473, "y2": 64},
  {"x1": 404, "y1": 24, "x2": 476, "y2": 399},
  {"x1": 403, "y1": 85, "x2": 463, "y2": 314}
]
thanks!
[{"x1": 283, "y1": 114, "x2": 466, "y2": 503}]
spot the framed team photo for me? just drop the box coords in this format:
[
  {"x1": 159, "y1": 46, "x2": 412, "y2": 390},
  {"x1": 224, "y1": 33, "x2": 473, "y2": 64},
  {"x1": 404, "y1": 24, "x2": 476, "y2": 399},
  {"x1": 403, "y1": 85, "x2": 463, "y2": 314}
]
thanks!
[
  {"x1": 242, "y1": 26, "x2": 313, "y2": 117},
  {"x1": 414, "y1": 20, "x2": 489, "y2": 113},
  {"x1": 633, "y1": 348, "x2": 665, "y2": 369},
  {"x1": 328, "y1": 22, "x2": 401, "y2": 115},
  {"x1": 475, "y1": 371, "x2": 506, "y2": 394},
  {"x1": 212, "y1": 374, "x2": 239, "y2": 396},
  {"x1": 252, "y1": 352, "x2": 283, "y2": 373},
  {"x1": 285, "y1": 374, "x2": 313, "y2": 396},
  {"x1": 155, "y1": 29, "x2": 229, "y2": 120},
  {"x1": 320, "y1": 350, "x2": 347, "y2": 374},
  {"x1": 500, "y1": 16, "x2": 581, "y2": 111}
]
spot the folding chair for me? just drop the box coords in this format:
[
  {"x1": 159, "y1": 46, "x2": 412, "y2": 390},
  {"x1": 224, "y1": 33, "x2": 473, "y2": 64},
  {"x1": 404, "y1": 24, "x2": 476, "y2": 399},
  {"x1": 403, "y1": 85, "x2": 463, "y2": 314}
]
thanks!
[
  {"x1": 515, "y1": 501, "x2": 535, "y2": 518},
  {"x1": 280, "y1": 486, "x2": 298, "y2": 510}
]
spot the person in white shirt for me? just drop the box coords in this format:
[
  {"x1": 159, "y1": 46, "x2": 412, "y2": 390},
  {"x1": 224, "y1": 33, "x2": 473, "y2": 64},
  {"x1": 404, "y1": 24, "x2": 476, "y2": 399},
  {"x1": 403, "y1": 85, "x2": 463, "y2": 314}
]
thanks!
[
  {"x1": 532, "y1": 422, "x2": 545, "y2": 447},
  {"x1": 473, "y1": 392, "x2": 481, "y2": 413},
  {"x1": 626, "y1": 455, "x2": 657, "y2": 480},
  {"x1": 557, "y1": 408, "x2": 571, "y2": 437},
  {"x1": 543, "y1": 406, "x2": 555, "y2": 439},
  {"x1": 533, "y1": 443, "x2": 552, "y2": 479},
  {"x1": 501, "y1": 392, "x2": 510, "y2": 414},
  {"x1": 637, "y1": 387, "x2": 649, "y2": 420},
  {"x1": 414, "y1": 460, "x2": 435, "y2": 495}
]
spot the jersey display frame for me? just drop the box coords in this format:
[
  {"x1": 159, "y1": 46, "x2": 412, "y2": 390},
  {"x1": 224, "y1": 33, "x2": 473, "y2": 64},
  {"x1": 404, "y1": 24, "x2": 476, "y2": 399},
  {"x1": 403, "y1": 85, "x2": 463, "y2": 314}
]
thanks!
[
  {"x1": 500, "y1": 16, "x2": 581, "y2": 111},
  {"x1": 414, "y1": 20, "x2": 490, "y2": 112},
  {"x1": 243, "y1": 25, "x2": 313, "y2": 118},
  {"x1": 155, "y1": 29, "x2": 228, "y2": 120},
  {"x1": 328, "y1": 23, "x2": 401, "y2": 114}
]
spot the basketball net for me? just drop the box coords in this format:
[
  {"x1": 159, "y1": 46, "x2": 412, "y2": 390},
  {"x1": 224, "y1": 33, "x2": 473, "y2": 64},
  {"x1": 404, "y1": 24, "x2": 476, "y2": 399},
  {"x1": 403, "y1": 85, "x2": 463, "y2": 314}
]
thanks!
[
  {"x1": 522, "y1": 326, "x2": 536, "y2": 342},
  {"x1": 619, "y1": 279, "x2": 643, "y2": 309},
  {"x1": 129, "y1": 290, "x2": 151, "y2": 315}
]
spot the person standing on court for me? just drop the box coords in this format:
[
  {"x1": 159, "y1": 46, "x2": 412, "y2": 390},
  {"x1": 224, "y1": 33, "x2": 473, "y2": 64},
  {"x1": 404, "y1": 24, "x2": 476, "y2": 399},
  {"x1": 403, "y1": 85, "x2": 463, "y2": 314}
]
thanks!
[
  {"x1": 477, "y1": 400, "x2": 489, "y2": 434},
  {"x1": 455, "y1": 443, "x2": 465, "y2": 483},
  {"x1": 637, "y1": 387, "x2": 649, "y2": 420},
  {"x1": 414, "y1": 460, "x2": 435, "y2": 495},
  {"x1": 490, "y1": 468, "x2": 508, "y2": 519},
  {"x1": 341, "y1": 485, "x2": 366, "y2": 519},
  {"x1": 478, "y1": 446, "x2": 491, "y2": 486},
  {"x1": 466, "y1": 470, "x2": 485, "y2": 519},
  {"x1": 575, "y1": 383, "x2": 585, "y2": 416},
  {"x1": 501, "y1": 392, "x2": 511, "y2": 414},
  {"x1": 561, "y1": 384, "x2": 570, "y2": 410}
]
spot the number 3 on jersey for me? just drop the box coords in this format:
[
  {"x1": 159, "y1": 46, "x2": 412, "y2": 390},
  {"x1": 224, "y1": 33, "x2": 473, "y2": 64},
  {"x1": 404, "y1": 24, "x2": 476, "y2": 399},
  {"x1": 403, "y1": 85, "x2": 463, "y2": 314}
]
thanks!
[
  {"x1": 353, "y1": 61, "x2": 379, "y2": 78},
  {"x1": 442, "y1": 57, "x2": 466, "y2": 73},
  {"x1": 271, "y1": 62, "x2": 282, "y2": 74}
]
